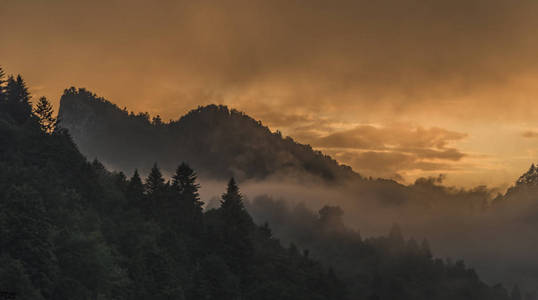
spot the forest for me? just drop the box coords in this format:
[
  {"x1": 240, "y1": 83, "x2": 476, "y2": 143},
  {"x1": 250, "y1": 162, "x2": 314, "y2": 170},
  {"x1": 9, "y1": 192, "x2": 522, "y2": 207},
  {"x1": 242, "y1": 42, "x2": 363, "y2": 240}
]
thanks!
[{"x1": 0, "y1": 68, "x2": 532, "y2": 299}]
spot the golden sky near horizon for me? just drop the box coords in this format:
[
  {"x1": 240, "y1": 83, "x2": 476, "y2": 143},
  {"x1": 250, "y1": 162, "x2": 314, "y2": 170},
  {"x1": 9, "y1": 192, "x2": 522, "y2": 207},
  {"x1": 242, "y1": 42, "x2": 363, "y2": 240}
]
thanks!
[{"x1": 3, "y1": 0, "x2": 538, "y2": 188}]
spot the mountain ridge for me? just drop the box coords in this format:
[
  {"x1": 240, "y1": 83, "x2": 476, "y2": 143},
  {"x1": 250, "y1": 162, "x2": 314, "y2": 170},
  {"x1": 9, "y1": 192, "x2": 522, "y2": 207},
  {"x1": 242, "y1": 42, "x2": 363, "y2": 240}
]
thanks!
[{"x1": 58, "y1": 87, "x2": 362, "y2": 183}]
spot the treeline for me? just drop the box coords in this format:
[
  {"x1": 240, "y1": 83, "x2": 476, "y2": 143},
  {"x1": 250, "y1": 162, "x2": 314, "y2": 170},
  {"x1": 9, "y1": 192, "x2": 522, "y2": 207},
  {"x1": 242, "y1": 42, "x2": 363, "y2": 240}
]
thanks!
[
  {"x1": 0, "y1": 68, "x2": 525, "y2": 299},
  {"x1": 246, "y1": 196, "x2": 529, "y2": 300}
]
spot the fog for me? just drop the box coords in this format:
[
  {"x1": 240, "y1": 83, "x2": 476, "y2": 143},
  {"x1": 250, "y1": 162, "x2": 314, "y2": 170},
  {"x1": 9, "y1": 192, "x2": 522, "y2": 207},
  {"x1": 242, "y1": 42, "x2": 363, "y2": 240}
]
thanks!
[{"x1": 195, "y1": 174, "x2": 538, "y2": 291}]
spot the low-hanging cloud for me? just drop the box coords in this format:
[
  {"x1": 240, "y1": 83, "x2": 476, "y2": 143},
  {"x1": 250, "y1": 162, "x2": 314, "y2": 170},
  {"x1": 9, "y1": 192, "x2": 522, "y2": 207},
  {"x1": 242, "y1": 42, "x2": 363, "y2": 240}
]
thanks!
[{"x1": 301, "y1": 124, "x2": 468, "y2": 179}]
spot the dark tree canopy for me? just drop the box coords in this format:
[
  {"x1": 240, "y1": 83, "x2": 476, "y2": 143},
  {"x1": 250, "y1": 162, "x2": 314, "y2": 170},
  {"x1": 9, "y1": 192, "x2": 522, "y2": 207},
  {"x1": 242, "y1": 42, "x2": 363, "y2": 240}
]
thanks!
[
  {"x1": 34, "y1": 97, "x2": 57, "y2": 133},
  {"x1": 145, "y1": 163, "x2": 165, "y2": 195},
  {"x1": 170, "y1": 162, "x2": 204, "y2": 231},
  {"x1": 4, "y1": 75, "x2": 32, "y2": 124}
]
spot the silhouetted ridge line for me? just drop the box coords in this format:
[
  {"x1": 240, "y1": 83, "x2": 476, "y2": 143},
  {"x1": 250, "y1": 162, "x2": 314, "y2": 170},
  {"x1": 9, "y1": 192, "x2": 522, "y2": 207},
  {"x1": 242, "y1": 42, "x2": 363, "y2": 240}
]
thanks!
[{"x1": 58, "y1": 87, "x2": 361, "y2": 182}]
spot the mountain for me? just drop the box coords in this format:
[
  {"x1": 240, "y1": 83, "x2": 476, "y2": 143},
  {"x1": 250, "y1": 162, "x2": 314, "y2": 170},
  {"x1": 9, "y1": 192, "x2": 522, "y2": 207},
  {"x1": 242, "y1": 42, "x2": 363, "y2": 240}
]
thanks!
[
  {"x1": 58, "y1": 87, "x2": 359, "y2": 182},
  {"x1": 1, "y1": 71, "x2": 518, "y2": 300}
]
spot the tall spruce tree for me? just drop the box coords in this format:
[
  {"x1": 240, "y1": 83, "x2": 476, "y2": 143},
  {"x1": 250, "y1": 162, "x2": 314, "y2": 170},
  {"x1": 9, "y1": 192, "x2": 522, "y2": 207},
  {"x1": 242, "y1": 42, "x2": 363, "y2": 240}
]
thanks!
[
  {"x1": 145, "y1": 163, "x2": 165, "y2": 195},
  {"x1": 0, "y1": 67, "x2": 5, "y2": 103},
  {"x1": 171, "y1": 162, "x2": 203, "y2": 231},
  {"x1": 219, "y1": 178, "x2": 254, "y2": 280},
  {"x1": 5, "y1": 75, "x2": 32, "y2": 124},
  {"x1": 145, "y1": 163, "x2": 166, "y2": 218},
  {"x1": 34, "y1": 97, "x2": 57, "y2": 133},
  {"x1": 220, "y1": 178, "x2": 249, "y2": 219},
  {"x1": 127, "y1": 169, "x2": 145, "y2": 210}
]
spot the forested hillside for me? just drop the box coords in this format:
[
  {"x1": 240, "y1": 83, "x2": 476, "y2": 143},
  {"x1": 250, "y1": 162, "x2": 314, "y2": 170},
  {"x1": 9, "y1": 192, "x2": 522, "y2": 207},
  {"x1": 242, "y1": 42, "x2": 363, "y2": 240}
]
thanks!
[
  {"x1": 0, "y1": 68, "x2": 523, "y2": 299},
  {"x1": 246, "y1": 197, "x2": 531, "y2": 300},
  {"x1": 0, "y1": 70, "x2": 345, "y2": 299},
  {"x1": 58, "y1": 87, "x2": 358, "y2": 182}
]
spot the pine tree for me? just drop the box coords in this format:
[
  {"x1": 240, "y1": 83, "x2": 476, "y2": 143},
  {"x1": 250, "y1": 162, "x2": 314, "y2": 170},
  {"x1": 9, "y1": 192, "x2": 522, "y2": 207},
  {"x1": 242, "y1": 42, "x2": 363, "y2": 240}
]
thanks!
[
  {"x1": 145, "y1": 163, "x2": 166, "y2": 218},
  {"x1": 219, "y1": 178, "x2": 254, "y2": 234},
  {"x1": 5, "y1": 75, "x2": 32, "y2": 124},
  {"x1": 127, "y1": 169, "x2": 145, "y2": 209},
  {"x1": 219, "y1": 178, "x2": 254, "y2": 279},
  {"x1": 34, "y1": 97, "x2": 57, "y2": 133},
  {"x1": 220, "y1": 178, "x2": 248, "y2": 217},
  {"x1": 152, "y1": 115, "x2": 163, "y2": 127},
  {"x1": 220, "y1": 178, "x2": 254, "y2": 236},
  {"x1": 146, "y1": 163, "x2": 165, "y2": 195},
  {"x1": 0, "y1": 67, "x2": 6, "y2": 103},
  {"x1": 172, "y1": 163, "x2": 200, "y2": 200},
  {"x1": 171, "y1": 163, "x2": 204, "y2": 230}
]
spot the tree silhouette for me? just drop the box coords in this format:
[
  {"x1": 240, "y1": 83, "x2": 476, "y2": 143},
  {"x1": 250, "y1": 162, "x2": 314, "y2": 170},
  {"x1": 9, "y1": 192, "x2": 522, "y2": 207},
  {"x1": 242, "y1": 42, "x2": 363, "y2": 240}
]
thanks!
[
  {"x1": 219, "y1": 178, "x2": 254, "y2": 280},
  {"x1": 145, "y1": 163, "x2": 166, "y2": 218},
  {"x1": 145, "y1": 163, "x2": 165, "y2": 195},
  {"x1": 151, "y1": 115, "x2": 163, "y2": 127},
  {"x1": 127, "y1": 169, "x2": 145, "y2": 209},
  {"x1": 171, "y1": 162, "x2": 203, "y2": 231},
  {"x1": 34, "y1": 97, "x2": 57, "y2": 133},
  {"x1": 4, "y1": 75, "x2": 32, "y2": 124},
  {"x1": 0, "y1": 67, "x2": 6, "y2": 101}
]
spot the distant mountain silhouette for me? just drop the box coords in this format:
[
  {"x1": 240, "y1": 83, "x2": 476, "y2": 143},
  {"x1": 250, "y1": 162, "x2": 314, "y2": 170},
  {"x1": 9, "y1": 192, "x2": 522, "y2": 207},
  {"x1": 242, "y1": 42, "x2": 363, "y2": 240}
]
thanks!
[{"x1": 58, "y1": 87, "x2": 360, "y2": 182}]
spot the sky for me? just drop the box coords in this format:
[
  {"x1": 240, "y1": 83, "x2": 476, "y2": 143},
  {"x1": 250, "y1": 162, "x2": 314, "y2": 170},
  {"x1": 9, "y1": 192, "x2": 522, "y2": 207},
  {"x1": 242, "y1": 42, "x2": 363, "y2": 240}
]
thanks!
[{"x1": 2, "y1": 0, "x2": 538, "y2": 188}]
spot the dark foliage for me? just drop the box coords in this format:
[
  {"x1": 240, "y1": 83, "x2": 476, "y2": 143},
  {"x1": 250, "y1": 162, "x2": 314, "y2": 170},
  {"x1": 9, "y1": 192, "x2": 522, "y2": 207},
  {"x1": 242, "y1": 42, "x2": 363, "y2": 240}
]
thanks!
[{"x1": 247, "y1": 196, "x2": 520, "y2": 300}]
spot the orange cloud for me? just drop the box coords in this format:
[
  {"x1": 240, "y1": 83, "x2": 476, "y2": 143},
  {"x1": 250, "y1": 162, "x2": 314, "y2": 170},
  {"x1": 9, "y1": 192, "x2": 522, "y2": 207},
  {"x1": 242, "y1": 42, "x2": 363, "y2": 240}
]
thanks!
[
  {"x1": 295, "y1": 124, "x2": 468, "y2": 181},
  {"x1": 2, "y1": 0, "x2": 538, "y2": 186},
  {"x1": 522, "y1": 130, "x2": 538, "y2": 138}
]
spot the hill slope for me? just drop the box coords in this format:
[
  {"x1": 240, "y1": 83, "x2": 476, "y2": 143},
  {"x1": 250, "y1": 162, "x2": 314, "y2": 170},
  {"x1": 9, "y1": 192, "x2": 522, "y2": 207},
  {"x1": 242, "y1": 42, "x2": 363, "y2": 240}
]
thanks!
[
  {"x1": 58, "y1": 87, "x2": 359, "y2": 182},
  {"x1": 1, "y1": 75, "x2": 347, "y2": 300}
]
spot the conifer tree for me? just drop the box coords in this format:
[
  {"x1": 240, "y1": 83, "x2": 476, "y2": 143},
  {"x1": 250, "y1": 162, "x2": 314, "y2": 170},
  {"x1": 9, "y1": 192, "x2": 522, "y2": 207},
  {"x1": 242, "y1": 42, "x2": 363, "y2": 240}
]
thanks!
[
  {"x1": 152, "y1": 115, "x2": 163, "y2": 127},
  {"x1": 5, "y1": 75, "x2": 32, "y2": 124},
  {"x1": 220, "y1": 178, "x2": 253, "y2": 235},
  {"x1": 219, "y1": 178, "x2": 254, "y2": 279},
  {"x1": 220, "y1": 178, "x2": 248, "y2": 217},
  {"x1": 127, "y1": 169, "x2": 145, "y2": 209},
  {"x1": 171, "y1": 162, "x2": 204, "y2": 230},
  {"x1": 34, "y1": 96, "x2": 57, "y2": 133},
  {"x1": 0, "y1": 67, "x2": 6, "y2": 102},
  {"x1": 146, "y1": 163, "x2": 165, "y2": 195},
  {"x1": 145, "y1": 163, "x2": 166, "y2": 218},
  {"x1": 220, "y1": 178, "x2": 254, "y2": 232}
]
